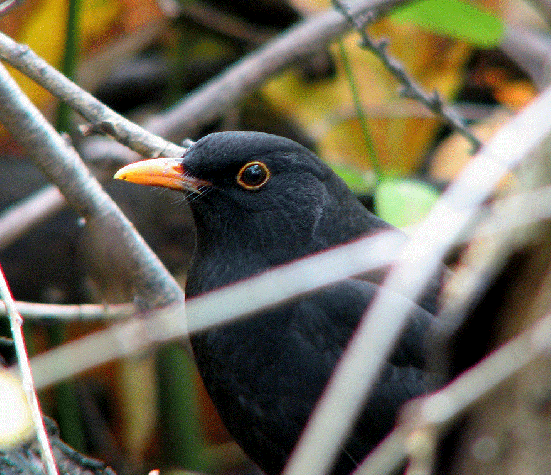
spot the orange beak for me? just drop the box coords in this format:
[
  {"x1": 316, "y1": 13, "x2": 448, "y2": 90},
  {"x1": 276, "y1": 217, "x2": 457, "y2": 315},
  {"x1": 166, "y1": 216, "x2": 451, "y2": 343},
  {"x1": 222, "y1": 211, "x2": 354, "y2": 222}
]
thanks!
[{"x1": 113, "y1": 158, "x2": 211, "y2": 192}]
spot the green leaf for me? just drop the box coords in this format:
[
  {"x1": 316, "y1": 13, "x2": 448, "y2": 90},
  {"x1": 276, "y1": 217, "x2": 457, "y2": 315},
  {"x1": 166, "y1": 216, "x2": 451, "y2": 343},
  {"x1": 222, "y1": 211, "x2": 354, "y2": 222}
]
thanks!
[
  {"x1": 374, "y1": 178, "x2": 439, "y2": 228},
  {"x1": 392, "y1": 0, "x2": 504, "y2": 48},
  {"x1": 332, "y1": 164, "x2": 377, "y2": 195}
]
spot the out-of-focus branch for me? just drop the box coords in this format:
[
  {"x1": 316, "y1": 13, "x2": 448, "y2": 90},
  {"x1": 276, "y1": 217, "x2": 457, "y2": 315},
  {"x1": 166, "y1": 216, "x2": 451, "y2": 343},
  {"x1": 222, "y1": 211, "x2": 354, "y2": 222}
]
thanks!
[
  {"x1": 356, "y1": 309, "x2": 551, "y2": 475},
  {"x1": 501, "y1": 26, "x2": 551, "y2": 90},
  {"x1": 0, "y1": 0, "x2": 21, "y2": 16},
  {"x1": 22, "y1": 166, "x2": 551, "y2": 390},
  {"x1": 0, "y1": 32, "x2": 186, "y2": 159},
  {"x1": 144, "y1": 0, "x2": 412, "y2": 142},
  {"x1": 0, "y1": 301, "x2": 134, "y2": 320},
  {"x1": 281, "y1": 84, "x2": 551, "y2": 475},
  {"x1": 528, "y1": 0, "x2": 551, "y2": 25},
  {"x1": 0, "y1": 1, "x2": 411, "y2": 150},
  {"x1": 332, "y1": 0, "x2": 482, "y2": 152},
  {"x1": 26, "y1": 229, "x2": 406, "y2": 389},
  {"x1": 0, "y1": 61, "x2": 184, "y2": 309},
  {"x1": 0, "y1": 0, "x2": 412, "y2": 253},
  {"x1": 0, "y1": 185, "x2": 65, "y2": 251},
  {"x1": 0, "y1": 265, "x2": 59, "y2": 475}
]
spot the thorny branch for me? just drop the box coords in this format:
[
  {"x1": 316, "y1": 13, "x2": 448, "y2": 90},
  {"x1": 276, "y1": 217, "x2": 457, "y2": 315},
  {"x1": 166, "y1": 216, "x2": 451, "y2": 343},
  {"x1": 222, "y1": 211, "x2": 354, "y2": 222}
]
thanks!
[{"x1": 332, "y1": 0, "x2": 482, "y2": 153}]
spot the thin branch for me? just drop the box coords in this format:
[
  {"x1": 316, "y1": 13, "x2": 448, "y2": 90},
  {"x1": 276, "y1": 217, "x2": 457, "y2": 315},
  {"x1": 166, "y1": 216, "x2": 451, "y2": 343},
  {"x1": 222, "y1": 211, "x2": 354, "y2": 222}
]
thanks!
[
  {"x1": 0, "y1": 264, "x2": 59, "y2": 475},
  {"x1": 0, "y1": 1, "x2": 411, "y2": 149},
  {"x1": 25, "y1": 229, "x2": 404, "y2": 389},
  {"x1": 527, "y1": 0, "x2": 551, "y2": 26},
  {"x1": 332, "y1": 0, "x2": 482, "y2": 153},
  {"x1": 119, "y1": 0, "x2": 412, "y2": 142},
  {"x1": 0, "y1": 185, "x2": 65, "y2": 251},
  {"x1": 281, "y1": 84, "x2": 551, "y2": 475},
  {"x1": 0, "y1": 301, "x2": 134, "y2": 320},
  {"x1": 0, "y1": 1, "x2": 412, "y2": 254},
  {"x1": 0, "y1": 0, "x2": 22, "y2": 16},
  {"x1": 0, "y1": 32, "x2": 185, "y2": 159},
  {"x1": 22, "y1": 173, "x2": 551, "y2": 390},
  {"x1": 355, "y1": 308, "x2": 551, "y2": 475},
  {"x1": 0, "y1": 61, "x2": 184, "y2": 309}
]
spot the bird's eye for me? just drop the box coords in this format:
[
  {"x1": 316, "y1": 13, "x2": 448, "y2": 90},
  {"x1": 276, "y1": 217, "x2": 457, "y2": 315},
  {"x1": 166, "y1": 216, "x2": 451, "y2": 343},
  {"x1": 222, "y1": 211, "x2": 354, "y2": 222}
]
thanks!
[{"x1": 236, "y1": 161, "x2": 270, "y2": 190}]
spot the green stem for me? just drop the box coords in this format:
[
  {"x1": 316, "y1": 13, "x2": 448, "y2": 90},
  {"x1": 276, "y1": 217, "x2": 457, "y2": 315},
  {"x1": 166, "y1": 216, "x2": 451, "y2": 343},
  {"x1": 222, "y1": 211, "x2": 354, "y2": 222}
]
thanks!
[
  {"x1": 338, "y1": 40, "x2": 383, "y2": 180},
  {"x1": 51, "y1": 0, "x2": 86, "y2": 453},
  {"x1": 56, "y1": 0, "x2": 81, "y2": 132}
]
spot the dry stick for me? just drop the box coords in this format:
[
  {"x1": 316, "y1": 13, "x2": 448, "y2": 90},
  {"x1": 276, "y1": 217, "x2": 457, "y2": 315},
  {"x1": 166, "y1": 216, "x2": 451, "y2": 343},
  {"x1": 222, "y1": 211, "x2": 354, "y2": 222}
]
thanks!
[
  {"x1": 26, "y1": 230, "x2": 405, "y2": 389},
  {"x1": 0, "y1": 264, "x2": 59, "y2": 475},
  {"x1": 0, "y1": 0, "x2": 410, "y2": 148},
  {"x1": 281, "y1": 84, "x2": 551, "y2": 475},
  {"x1": 0, "y1": 185, "x2": 65, "y2": 251},
  {"x1": 355, "y1": 309, "x2": 551, "y2": 475},
  {"x1": 529, "y1": 0, "x2": 551, "y2": 25},
  {"x1": 23, "y1": 176, "x2": 551, "y2": 387},
  {"x1": 120, "y1": 0, "x2": 412, "y2": 141},
  {"x1": 0, "y1": 0, "x2": 410, "y2": 253},
  {"x1": 0, "y1": 62, "x2": 184, "y2": 309},
  {"x1": 0, "y1": 32, "x2": 185, "y2": 159}
]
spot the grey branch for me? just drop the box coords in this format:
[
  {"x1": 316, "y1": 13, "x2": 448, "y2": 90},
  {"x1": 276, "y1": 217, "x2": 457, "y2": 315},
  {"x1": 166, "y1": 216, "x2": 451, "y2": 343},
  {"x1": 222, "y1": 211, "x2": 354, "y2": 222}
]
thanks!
[
  {"x1": 281, "y1": 83, "x2": 551, "y2": 475},
  {"x1": 332, "y1": 0, "x2": 482, "y2": 153},
  {"x1": 0, "y1": 185, "x2": 65, "y2": 252},
  {"x1": 0, "y1": 32, "x2": 186, "y2": 159},
  {"x1": 356, "y1": 308, "x2": 551, "y2": 475},
  {"x1": 0, "y1": 0, "x2": 412, "y2": 254},
  {"x1": 0, "y1": 61, "x2": 184, "y2": 309},
  {"x1": 139, "y1": 0, "x2": 412, "y2": 142}
]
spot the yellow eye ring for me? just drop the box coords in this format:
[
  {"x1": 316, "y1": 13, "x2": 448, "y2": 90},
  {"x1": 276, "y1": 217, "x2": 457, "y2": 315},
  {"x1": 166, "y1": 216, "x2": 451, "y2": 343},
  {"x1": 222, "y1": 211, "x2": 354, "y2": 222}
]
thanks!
[{"x1": 236, "y1": 161, "x2": 271, "y2": 190}]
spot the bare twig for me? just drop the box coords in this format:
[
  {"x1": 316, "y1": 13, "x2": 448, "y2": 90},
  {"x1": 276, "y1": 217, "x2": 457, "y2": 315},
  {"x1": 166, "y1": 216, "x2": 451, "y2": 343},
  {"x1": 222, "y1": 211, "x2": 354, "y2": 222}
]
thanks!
[
  {"x1": 501, "y1": 26, "x2": 551, "y2": 90},
  {"x1": 0, "y1": 301, "x2": 134, "y2": 320},
  {"x1": 0, "y1": 1, "x2": 411, "y2": 148},
  {"x1": 527, "y1": 0, "x2": 551, "y2": 26},
  {"x1": 0, "y1": 264, "x2": 59, "y2": 475},
  {"x1": 0, "y1": 32, "x2": 185, "y2": 159},
  {"x1": 0, "y1": 61, "x2": 184, "y2": 309},
  {"x1": 24, "y1": 229, "x2": 404, "y2": 388},
  {"x1": 0, "y1": 0, "x2": 22, "y2": 16},
  {"x1": 356, "y1": 309, "x2": 551, "y2": 475},
  {"x1": 0, "y1": 185, "x2": 65, "y2": 251},
  {"x1": 22, "y1": 174, "x2": 551, "y2": 390},
  {"x1": 281, "y1": 84, "x2": 551, "y2": 475},
  {"x1": 134, "y1": 0, "x2": 412, "y2": 142},
  {"x1": 0, "y1": 0, "x2": 411, "y2": 254},
  {"x1": 332, "y1": 0, "x2": 482, "y2": 153}
]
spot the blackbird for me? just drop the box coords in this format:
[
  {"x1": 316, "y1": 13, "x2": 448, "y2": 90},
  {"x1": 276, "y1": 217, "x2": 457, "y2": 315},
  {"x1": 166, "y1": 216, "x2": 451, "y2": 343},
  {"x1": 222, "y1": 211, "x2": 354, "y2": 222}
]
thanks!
[{"x1": 114, "y1": 131, "x2": 440, "y2": 475}]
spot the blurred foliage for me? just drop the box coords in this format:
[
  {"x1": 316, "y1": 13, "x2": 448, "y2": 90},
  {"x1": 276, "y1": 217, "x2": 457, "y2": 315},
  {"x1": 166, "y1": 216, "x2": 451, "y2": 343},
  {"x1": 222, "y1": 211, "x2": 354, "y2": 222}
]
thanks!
[
  {"x1": 0, "y1": 0, "x2": 543, "y2": 473},
  {"x1": 393, "y1": 0, "x2": 505, "y2": 48}
]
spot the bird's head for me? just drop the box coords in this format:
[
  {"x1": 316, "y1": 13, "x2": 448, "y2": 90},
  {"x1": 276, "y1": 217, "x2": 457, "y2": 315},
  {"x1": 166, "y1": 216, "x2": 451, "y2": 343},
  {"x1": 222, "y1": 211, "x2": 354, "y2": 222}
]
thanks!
[{"x1": 114, "y1": 131, "x2": 381, "y2": 266}]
